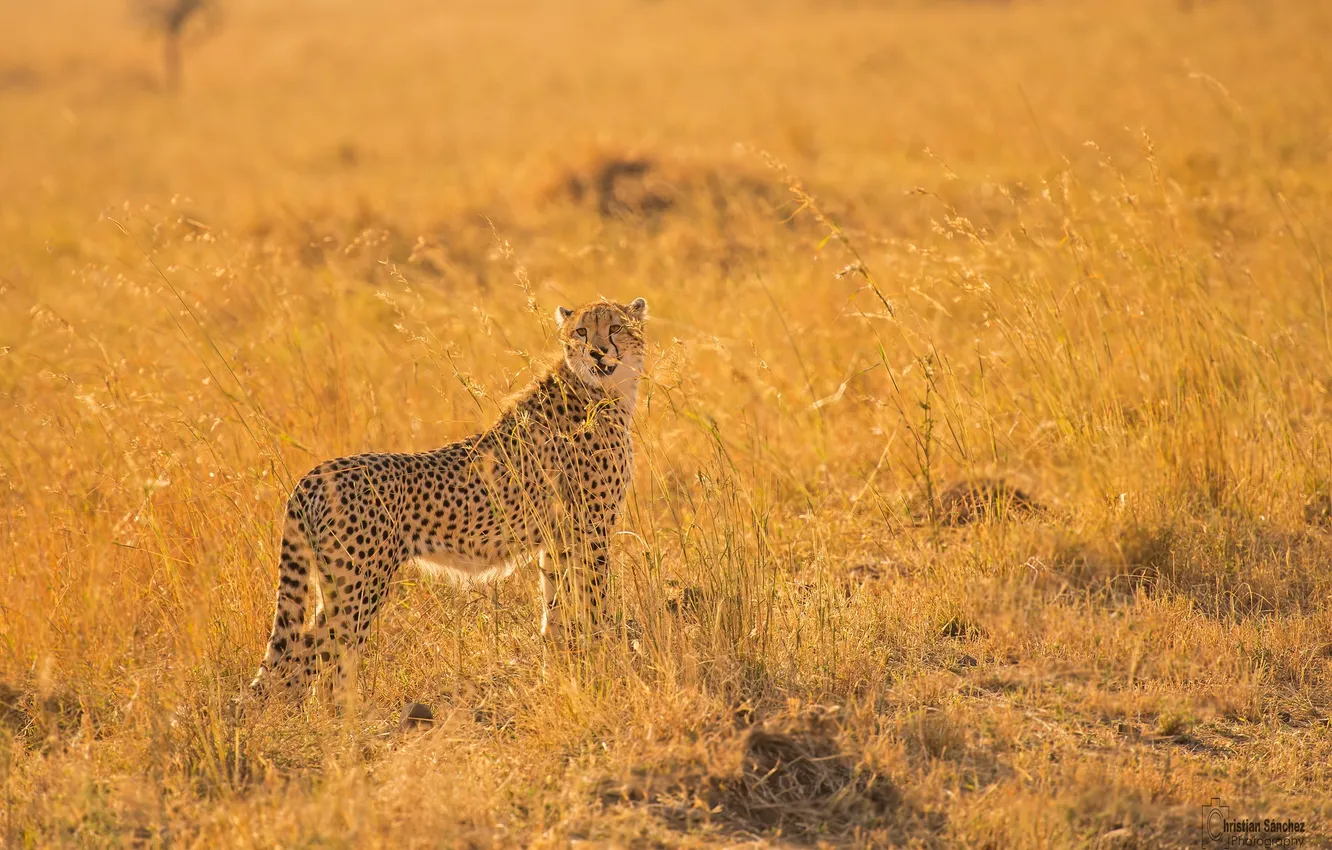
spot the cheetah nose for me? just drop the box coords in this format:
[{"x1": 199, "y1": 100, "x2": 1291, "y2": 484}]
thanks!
[{"x1": 590, "y1": 348, "x2": 607, "y2": 361}]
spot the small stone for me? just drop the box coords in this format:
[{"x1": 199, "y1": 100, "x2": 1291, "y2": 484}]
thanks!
[
  {"x1": 1097, "y1": 826, "x2": 1136, "y2": 848},
  {"x1": 399, "y1": 702, "x2": 435, "y2": 732}
]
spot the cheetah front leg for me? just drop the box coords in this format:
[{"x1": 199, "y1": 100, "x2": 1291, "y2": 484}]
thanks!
[
  {"x1": 538, "y1": 532, "x2": 611, "y2": 645},
  {"x1": 539, "y1": 550, "x2": 567, "y2": 644}
]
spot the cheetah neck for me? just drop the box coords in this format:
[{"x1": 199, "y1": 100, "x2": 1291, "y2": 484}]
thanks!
[{"x1": 554, "y1": 360, "x2": 639, "y2": 416}]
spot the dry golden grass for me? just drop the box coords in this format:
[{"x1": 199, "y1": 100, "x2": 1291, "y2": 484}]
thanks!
[{"x1": 2, "y1": 0, "x2": 1332, "y2": 846}]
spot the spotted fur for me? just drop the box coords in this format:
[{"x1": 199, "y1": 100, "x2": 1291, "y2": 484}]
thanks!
[{"x1": 250, "y1": 297, "x2": 649, "y2": 701}]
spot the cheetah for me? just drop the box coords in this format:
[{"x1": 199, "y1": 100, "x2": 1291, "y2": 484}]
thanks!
[{"x1": 250, "y1": 297, "x2": 649, "y2": 701}]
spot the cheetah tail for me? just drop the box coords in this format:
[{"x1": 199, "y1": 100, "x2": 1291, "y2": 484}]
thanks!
[{"x1": 250, "y1": 502, "x2": 316, "y2": 693}]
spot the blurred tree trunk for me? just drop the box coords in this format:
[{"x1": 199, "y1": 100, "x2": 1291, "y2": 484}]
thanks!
[
  {"x1": 163, "y1": 28, "x2": 181, "y2": 91},
  {"x1": 134, "y1": 0, "x2": 214, "y2": 92}
]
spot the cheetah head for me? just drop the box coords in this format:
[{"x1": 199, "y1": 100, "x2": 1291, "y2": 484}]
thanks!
[{"x1": 555, "y1": 297, "x2": 649, "y2": 394}]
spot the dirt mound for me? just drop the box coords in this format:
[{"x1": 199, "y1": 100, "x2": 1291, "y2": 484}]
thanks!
[
  {"x1": 0, "y1": 681, "x2": 85, "y2": 744},
  {"x1": 601, "y1": 705, "x2": 897, "y2": 840},
  {"x1": 914, "y1": 477, "x2": 1045, "y2": 526},
  {"x1": 541, "y1": 151, "x2": 793, "y2": 226},
  {"x1": 724, "y1": 717, "x2": 896, "y2": 835}
]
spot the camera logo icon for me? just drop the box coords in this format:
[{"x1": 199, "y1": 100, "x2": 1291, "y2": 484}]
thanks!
[{"x1": 1203, "y1": 799, "x2": 1229, "y2": 842}]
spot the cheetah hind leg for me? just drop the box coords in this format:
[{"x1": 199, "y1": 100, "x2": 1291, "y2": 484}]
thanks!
[{"x1": 300, "y1": 604, "x2": 365, "y2": 711}]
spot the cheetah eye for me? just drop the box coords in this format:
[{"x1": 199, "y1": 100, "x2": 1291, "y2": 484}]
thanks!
[
  {"x1": 575, "y1": 328, "x2": 587, "y2": 339},
  {"x1": 609, "y1": 325, "x2": 621, "y2": 334}
]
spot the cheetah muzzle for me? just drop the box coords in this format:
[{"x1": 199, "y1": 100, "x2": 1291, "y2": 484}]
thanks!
[{"x1": 250, "y1": 297, "x2": 650, "y2": 703}]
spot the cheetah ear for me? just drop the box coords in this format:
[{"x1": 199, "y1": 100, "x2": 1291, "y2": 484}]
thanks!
[
  {"x1": 625, "y1": 297, "x2": 648, "y2": 321},
  {"x1": 555, "y1": 306, "x2": 574, "y2": 328}
]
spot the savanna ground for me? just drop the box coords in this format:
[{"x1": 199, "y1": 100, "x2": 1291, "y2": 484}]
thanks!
[{"x1": 2, "y1": 0, "x2": 1331, "y2": 846}]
